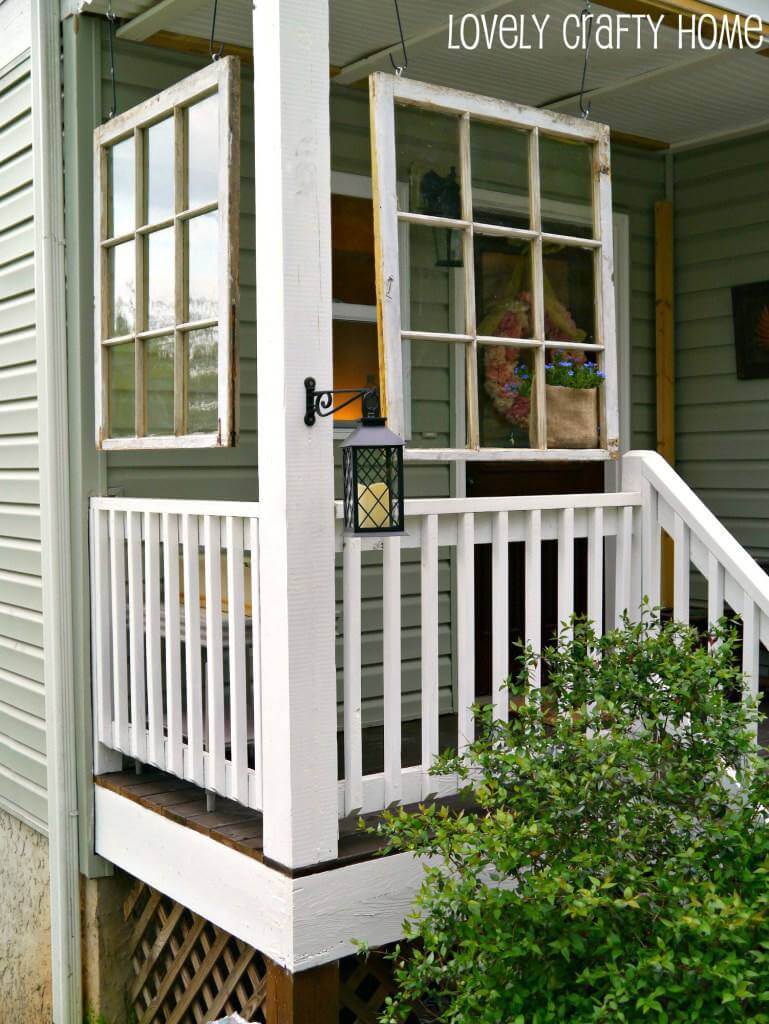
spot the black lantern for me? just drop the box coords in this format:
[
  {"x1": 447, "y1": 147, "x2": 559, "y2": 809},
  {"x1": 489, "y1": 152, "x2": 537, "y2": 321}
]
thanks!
[
  {"x1": 420, "y1": 166, "x2": 463, "y2": 269},
  {"x1": 341, "y1": 391, "x2": 405, "y2": 536}
]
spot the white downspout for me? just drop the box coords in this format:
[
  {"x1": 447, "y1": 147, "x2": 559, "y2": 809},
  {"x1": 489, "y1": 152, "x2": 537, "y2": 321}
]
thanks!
[{"x1": 30, "y1": 1, "x2": 83, "y2": 1020}]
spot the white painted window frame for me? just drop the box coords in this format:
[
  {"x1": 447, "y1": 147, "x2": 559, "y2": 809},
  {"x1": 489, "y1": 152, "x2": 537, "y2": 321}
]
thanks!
[
  {"x1": 369, "y1": 72, "x2": 619, "y2": 463},
  {"x1": 93, "y1": 57, "x2": 240, "y2": 451}
]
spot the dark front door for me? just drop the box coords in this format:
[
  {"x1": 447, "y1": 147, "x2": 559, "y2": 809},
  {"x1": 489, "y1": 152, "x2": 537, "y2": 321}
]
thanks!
[{"x1": 467, "y1": 462, "x2": 604, "y2": 697}]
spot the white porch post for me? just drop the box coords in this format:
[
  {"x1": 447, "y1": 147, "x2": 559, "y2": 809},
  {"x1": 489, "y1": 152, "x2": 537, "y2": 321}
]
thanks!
[{"x1": 253, "y1": 0, "x2": 339, "y2": 867}]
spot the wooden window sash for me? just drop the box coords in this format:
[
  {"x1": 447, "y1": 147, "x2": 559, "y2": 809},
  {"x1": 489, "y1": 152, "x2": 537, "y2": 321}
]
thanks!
[
  {"x1": 369, "y1": 72, "x2": 620, "y2": 461},
  {"x1": 94, "y1": 56, "x2": 240, "y2": 450}
]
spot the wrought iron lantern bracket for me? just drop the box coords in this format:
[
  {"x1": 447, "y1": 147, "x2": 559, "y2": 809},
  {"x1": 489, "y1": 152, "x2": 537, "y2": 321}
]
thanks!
[{"x1": 304, "y1": 377, "x2": 381, "y2": 426}]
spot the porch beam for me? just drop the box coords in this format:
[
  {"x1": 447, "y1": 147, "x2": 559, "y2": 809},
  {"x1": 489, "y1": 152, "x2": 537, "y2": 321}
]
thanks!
[{"x1": 253, "y1": 0, "x2": 339, "y2": 868}]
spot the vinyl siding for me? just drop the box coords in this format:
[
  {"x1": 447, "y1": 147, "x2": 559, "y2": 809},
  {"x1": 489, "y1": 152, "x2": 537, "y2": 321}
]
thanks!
[
  {"x1": 0, "y1": 53, "x2": 47, "y2": 831},
  {"x1": 675, "y1": 133, "x2": 769, "y2": 560}
]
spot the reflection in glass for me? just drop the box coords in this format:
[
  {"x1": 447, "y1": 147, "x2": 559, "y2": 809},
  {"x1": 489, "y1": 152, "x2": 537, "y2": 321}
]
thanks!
[
  {"x1": 187, "y1": 94, "x2": 219, "y2": 208},
  {"x1": 187, "y1": 327, "x2": 218, "y2": 433},
  {"x1": 471, "y1": 121, "x2": 529, "y2": 225},
  {"x1": 147, "y1": 228, "x2": 175, "y2": 330},
  {"x1": 474, "y1": 233, "x2": 533, "y2": 339},
  {"x1": 146, "y1": 117, "x2": 174, "y2": 224},
  {"x1": 109, "y1": 342, "x2": 135, "y2": 437},
  {"x1": 332, "y1": 320, "x2": 379, "y2": 421},
  {"x1": 109, "y1": 241, "x2": 135, "y2": 336},
  {"x1": 186, "y1": 212, "x2": 218, "y2": 322},
  {"x1": 408, "y1": 339, "x2": 460, "y2": 448},
  {"x1": 478, "y1": 344, "x2": 533, "y2": 449},
  {"x1": 108, "y1": 137, "x2": 134, "y2": 237},
  {"x1": 542, "y1": 244, "x2": 595, "y2": 344},
  {"x1": 540, "y1": 136, "x2": 594, "y2": 238},
  {"x1": 145, "y1": 336, "x2": 175, "y2": 435},
  {"x1": 407, "y1": 224, "x2": 465, "y2": 334},
  {"x1": 396, "y1": 104, "x2": 461, "y2": 215}
]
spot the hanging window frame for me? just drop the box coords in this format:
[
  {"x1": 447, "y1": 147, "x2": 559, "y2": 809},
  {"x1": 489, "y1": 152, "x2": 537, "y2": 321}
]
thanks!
[
  {"x1": 93, "y1": 56, "x2": 240, "y2": 451},
  {"x1": 369, "y1": 72, "x2": 619, "y2": 462}
]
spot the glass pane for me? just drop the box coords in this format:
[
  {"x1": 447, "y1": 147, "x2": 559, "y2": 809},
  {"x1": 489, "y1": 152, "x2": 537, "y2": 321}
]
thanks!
[
  {"x1": 109, "y1": 342, "x2": 135, "y2": 437},
  {"x1": 187, "y1": 94, "x2": 219, "y2": 209},
  {"x1": 407, "y1": 224, "x2": 465, "y2": 335},
  {"x1": 542, "y1": 350, "x2": 602, "y2": 449},
  {"x1": 109, "y1": 240, "x2": 135, "y2": 336},
  {"x1": 479, "y1": 343, "x2": 534, "y2": 449},
  {"x1": 471, "y1": 121, "x2": 530, "y2": 226},
  {"x1": 332, "y1": 320, "x2": 379, "y2": 421},
  {"x1": 409, "y1": 339, "x2": 462, "y2": 449},
  {"x1": 147, "y1": 228, "x2": 175, "y2": 330},
  {"x1": 331, "y1": 194, "x2": 375, "y2": 306},
  {"x1": 474, "y1": 234, "x2": 534, "y2": 339},
  {"x1": 187, "y1": 326, "x2": 218, "y2": 433},
  {"x1": 396, "y1": 105, "x2": 461, "y2": 215},
  {"x1": 542, "y1": 244, "x2": 595, "y2": 343},
  {"x1": 186, "y1": 211, "x2": 218, "y2": 322},
  {"x1": 146, "y1": 117, "x2": 174, "y2": 224},
  {"x1": 145, "y1": 336, "x2": 175, "y2": 436},
  {"x1": 540, "y1": 136, "x2": 594, "y2": 238},
  {"x1": 108, "y1": 137, "x2": 134, "y2": 237}
]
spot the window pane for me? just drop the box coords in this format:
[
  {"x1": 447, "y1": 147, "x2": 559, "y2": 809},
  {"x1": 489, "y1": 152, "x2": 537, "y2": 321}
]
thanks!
[
  {"x1": 471, "y1": 121, "x2": 530, "y2": 225},
  {"x1": 186, "y1": 211, "x2": 218, "y2": 322},
  {"x1": 540, "y1": 136, "x2": 594, "y2": 238},
  {"x1": 479, "y1": 344, "x2": 534, "y2": 449},
  {"x1": 541, "y1": 349, "x2": 602, "y2": 449},
  {"x1": 331, "y1": 194, "x2": 375, "y2": 306},
  {"x1": 187, "y1": 94, "x2": 219, "y2": 209},
  {"x1": 407, "y1": 224, "x2": 465, "y2": 334},
  {"x1": 187, "y1": 326, "x2": 218, "y2": 433},
  {"x1": 147, "y1": 228, "x2": 175, "y2": 330},
  {"x1": 108, "y1": 137, "x2": 134, "y2": 237},
  {"x1": 542, "y1": 244, "x2": 595, "y2": 343},
  {"x1": 109, "y1": 240, "x2": 135, "y2": 336},
  {"x1": 396, "y1": 105, "x2": 461, "y2": 215},
  {"x1": 409, "y1": 338, "x2": 463, "y2": 448},
  {"x1": 109, "y1": 342, "x2": 135, "y2": 437},
  {"x1": 474, "y1": 234, "x2": 534, "y2": 339},
  {"x1": 145, "y1": 336, "x2": 175, "y2": 436},
  {"x1": 332, "y1": 320, "x2": 379, "y2": 421},
  {"x1": 146, "y1": 117, "x2": 174, "y2": 224}
]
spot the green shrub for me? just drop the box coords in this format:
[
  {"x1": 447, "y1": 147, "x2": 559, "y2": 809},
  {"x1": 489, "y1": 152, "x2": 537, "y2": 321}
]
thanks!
[{"x1": 372, "y1": 612, "x2": 769, "y2": 1023}]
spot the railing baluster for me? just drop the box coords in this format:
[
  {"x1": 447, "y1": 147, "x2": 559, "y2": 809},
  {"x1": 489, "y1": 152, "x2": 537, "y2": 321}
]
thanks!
[
  {"x1": 526, "y1": 509, "x2": 542, "y2": 688},
  {"x1": 125, "y1": 511, "x2": 147, "y2": 762},
  {"x1": 383, "y1": 537, "x2": 402, "y2": 805},
  {"x1": 456, "y1": 512, "x2": 475, "y2": 752},
  {"x1": 707, "y1": 551, "x2": 725, "y2": 632},
  {"x1": 343, "y1": 536, "x2": 363, "y2": 815},
  {"x1": 182, "y1": 513, "x2": 204, "y2": 786},
  {"x1": 108, "y1": 510, "x2": 129, "y2": 752},
  {"x1": 249, "y1": 518, "x2": 263, "y2": 810},
  {"x1": 144, "y1": 511, "x2": 164, "y2": 767},
  {"x1": 420, "y1": 514, "x2": 439, "y2": 798},
  {"x1": 614, "y1": 505, "x2": 633, "y2": 627},
  {"x1": 742, "y1": 598, "x2": 760, "y2": 738},
  {"x1": 673, "y1": 516, "x2": 690, "y2": 624},
  {"x1": 226, "y1": 515, "x2": 248, "y2": 804},
  {"x1": 204, "y1": 515, "x2": 225, "y2": 795},
  {"x1": 557, "y1": 506, "x2": 575, "y2": 638},
  {"x1": 641, "y1": 477, "x2": 661, "y2": 608},
  {"x1": 492, "y1": 510, "x2": 509, "y2": 720},
  {"x1": 162, "y1": 512, "x2": 183, "y2": 776},
  {"x1": 587, "y1": 506, "x2": 604, "y2": 632},
  {"x1": 91, "y1": 508, "x2": 112, "y2": 748}
]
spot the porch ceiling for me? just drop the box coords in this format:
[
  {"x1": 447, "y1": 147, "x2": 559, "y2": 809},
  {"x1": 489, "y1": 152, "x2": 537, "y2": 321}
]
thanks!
[{"x1": 69, "y1": 0, "x2": 769, "y2": 147}]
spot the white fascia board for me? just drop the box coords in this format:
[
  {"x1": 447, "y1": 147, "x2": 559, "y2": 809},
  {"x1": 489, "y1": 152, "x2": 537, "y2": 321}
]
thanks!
[{"x1": 94, "y1": 785, "x2": 428, "y2": 971}]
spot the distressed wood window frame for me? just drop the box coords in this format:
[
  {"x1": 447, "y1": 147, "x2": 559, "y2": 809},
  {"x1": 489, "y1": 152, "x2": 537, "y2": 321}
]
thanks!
[
  {"x1": 369, "y1": 72, "x2": 619, "y2": 463},
  {"x1": 93, "y1": 57, "x2": 240, "y2": 451}
]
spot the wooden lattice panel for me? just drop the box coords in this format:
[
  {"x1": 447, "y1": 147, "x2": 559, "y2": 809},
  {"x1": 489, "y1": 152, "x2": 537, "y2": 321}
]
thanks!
[
  {"x1": 124, "y1": 881, "x2": 267, "y2": 1024},
  {"x1": 339, "y1": 951, "x2": 420, "y2": 1024}
]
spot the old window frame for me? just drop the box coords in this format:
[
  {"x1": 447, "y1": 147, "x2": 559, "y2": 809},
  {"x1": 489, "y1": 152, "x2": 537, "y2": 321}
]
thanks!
[
  {"x1": 93, "y1": 57, "x2": 240, "y2": 450},
  {"x1": 369, "y1": 72, "x2": 619, "y2": 462}
]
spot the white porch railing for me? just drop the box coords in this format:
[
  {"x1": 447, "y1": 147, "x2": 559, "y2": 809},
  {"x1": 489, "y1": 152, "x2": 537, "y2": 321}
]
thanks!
[{"x1": 89, "y1": 498, "x2": 263, "y2": 810}]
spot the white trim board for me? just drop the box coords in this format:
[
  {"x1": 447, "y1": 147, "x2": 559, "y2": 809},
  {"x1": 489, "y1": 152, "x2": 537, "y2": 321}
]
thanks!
[{"x1": 94, "y1": 784, "x2": 425, "y2": 971}]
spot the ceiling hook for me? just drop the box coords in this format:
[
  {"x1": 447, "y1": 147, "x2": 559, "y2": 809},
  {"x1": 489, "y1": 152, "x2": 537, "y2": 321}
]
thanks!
[
  {"x1": 578, "y1": 0, "x2": 594, "y2": 119},
  {"x1": 209, "y1": 0, "x2": 224, "y2": 61},
  {"x1": 388, "y1": 0, "x2": 408, "y2": 77}
]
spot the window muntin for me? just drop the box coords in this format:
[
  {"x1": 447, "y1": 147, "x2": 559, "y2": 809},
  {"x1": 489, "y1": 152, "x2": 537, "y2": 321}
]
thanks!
[
  {"x1": 94, "y1": 57, "x2": 240, "y2": 450},
  {"x1": 369, "y1": 73, "x2": 618, "y2": 459}
]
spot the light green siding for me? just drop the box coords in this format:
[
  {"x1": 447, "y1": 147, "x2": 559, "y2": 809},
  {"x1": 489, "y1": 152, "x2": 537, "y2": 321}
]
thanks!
[
  {"x1": 0, "y1": 53, "x2": 47, "y2": 831},
  {"x1": 675, "y1": 134, "x2": 769, "y2": 560}
]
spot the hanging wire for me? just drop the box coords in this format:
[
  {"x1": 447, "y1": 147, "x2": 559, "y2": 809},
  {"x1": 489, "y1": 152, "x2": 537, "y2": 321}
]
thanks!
[
  {"x1": 578, "y1": 0, "x2": 594, "y2": 118},
  {"x1": 106, "y1": 0, "x2": 118, "y2": 119},
  {"x1": 388, "y1": 0, "x2": 408, "y2": 76},
  {"x1": 209, "y1": 0, "x2": 224, "y2": 60}
]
